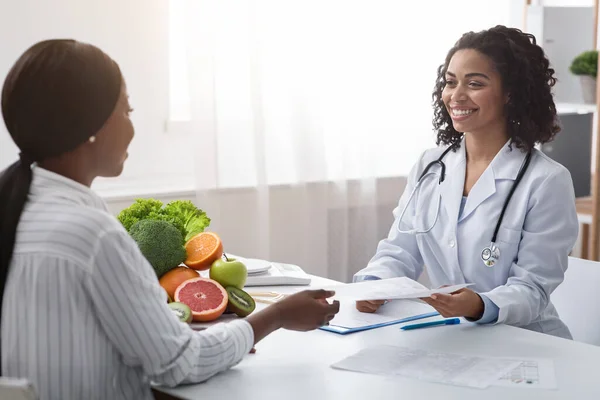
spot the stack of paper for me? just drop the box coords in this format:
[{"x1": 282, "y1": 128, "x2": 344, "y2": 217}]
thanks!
[{"x1": 320, "y1": 277, "x2": 472, "y2": 301}]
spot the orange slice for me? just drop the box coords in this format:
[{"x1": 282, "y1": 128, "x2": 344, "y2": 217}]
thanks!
[{"x1": 184, "y1": 232, "x2": 224, "y2": 271}]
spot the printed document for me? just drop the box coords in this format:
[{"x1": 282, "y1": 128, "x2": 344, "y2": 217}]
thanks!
[
  {"x1": 321, "y1": 277, "x2": 472, "y2": 301},
  {"x1": 331, "y1": 345, "x2": 521, "y2": 389}
]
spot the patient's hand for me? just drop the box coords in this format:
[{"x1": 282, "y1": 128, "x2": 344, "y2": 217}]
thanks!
[{"x1": 356, "y1": 300, "x2": 386, "y2": 313}]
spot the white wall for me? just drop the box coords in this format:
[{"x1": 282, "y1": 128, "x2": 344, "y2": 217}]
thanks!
[{"x1": 0, "y1": 0, "x2": 196, "y2": 193}]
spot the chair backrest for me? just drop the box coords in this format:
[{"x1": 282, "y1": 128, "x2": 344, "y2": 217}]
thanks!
[
  {"x1": 551, "y1": 256, "x2": 600, "y2": 346},
  {"x1": 0, "y1": 377, "x2": 37, "y2": 400}
]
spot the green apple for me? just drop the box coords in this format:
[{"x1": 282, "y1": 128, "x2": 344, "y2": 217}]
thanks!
[{"x1": 209, "y1": 257, "x2": 248, "y2": 289}]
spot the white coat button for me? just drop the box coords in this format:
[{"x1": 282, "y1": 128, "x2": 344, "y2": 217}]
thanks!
[{"x1": 449, "y1": 239, "x2": 456, "y2": 248}]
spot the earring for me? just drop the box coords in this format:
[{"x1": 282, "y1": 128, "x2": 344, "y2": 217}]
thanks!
[{"x1": 89, "y1": 136, "x2": 96, "y2": 143}]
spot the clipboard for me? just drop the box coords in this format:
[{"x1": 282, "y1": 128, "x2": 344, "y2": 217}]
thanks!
[{"x1": 320, "y1": 311, "x2": 440, "y2": 335}]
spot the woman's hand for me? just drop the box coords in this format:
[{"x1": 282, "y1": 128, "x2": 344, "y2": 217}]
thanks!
[
  {"x1": 356, "y1": 300, "x2": 387, "y2": 313},
  {"x1": 421, "y1": 288, "x2": 484, "y2": 319},
  {"x1": 247, "y1": 289, "x2": 340, "y2": 346},
  {"x1": 275, "y1": 289, "x2": 341, "y2": 331}
]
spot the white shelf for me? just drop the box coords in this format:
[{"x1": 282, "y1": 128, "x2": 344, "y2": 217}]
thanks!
[{"x1": 556, "y1": 102, "x2": 597, "y2": 115}]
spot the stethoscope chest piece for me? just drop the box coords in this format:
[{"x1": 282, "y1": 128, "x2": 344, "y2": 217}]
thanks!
[{"x1": 481, "y1": 243, "x2": 500, "y2": 268}]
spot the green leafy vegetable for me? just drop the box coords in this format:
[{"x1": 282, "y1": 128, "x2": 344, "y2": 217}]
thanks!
[
  {"x1": 163, "y1": 200, "x2": 211, "y2": 241},
  {"x1": 117, "y1": 198, "x2": 210, "y2": 241}
]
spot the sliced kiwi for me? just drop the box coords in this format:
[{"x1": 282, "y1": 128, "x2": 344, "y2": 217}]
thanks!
[
  {"x1": 226, "y1": 287, "x2": 256, "y2": 317},
  {"x1": 168, "y1": 302, "x2": 193, "y2": 323}
]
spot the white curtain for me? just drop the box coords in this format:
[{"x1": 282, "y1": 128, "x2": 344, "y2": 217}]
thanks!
[{"x1": 171, "y1": 0, "x2": 512, "y2": 282}]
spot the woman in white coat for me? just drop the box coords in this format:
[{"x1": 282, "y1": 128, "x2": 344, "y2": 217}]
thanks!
[{"x1": 354, "y1": 25, "x2": 579, "y2": 339}]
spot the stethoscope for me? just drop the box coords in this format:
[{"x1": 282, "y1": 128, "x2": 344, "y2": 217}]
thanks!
[{"x1": 396, "y1": 144, "x2": 532, "y2": 268}]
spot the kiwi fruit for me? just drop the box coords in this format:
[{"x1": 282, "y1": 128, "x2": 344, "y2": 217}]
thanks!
[
  {"x1": 226, "y1": 287, "x2": 256, "y2": 317},
  {"x1": 168, "y1": 302, "x2": 193, "y2": 323}
]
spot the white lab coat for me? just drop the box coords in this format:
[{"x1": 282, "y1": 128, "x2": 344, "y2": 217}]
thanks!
[{"x1": 355, "y1": 138, "x2": 579, "y2": 339}]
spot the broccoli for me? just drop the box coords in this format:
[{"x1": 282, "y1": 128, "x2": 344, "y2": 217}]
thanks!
[
  {"x1": 129, "y1": 220, "x2": 187, "y2": 277},
  {"x1": 117, "y1": 198, "x2": 210, "y2": 240}
]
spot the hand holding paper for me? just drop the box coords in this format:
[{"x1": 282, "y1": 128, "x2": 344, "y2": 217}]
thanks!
[
  {"x1": 421, "y1": 287, "x2": 485, "y2": 320},
  {"x1": 320, "y1": 277, "x2": 473, "y2": 301}
]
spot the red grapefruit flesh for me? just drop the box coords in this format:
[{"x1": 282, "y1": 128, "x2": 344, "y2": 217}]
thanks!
[{"x1": 174, "y1": 277, "x2": 228, "y2": 322}]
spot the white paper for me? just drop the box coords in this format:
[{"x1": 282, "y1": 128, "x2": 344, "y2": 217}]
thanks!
[
  {"x1": 329, "y1": 299, "x2": 438, "y2": 329},
  {"x1": 331, "y1": 345, "x2": 521, "y2": 389},
  {"x1": 322, "y1": 277, "x2": 473, "y2": 301},
  {"x1": 493, "y1": 359, "x2": 557, "y2": 390}
]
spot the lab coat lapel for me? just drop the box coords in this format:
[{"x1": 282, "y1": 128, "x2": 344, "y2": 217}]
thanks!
[
  {"x1": 458, "y1": 167, "x2": 496, "y2": 223},
  {"x1": 438, "y1": 143, "x2": 466, "y2": 228},
  {"x1": 458, "y1": 141, "x2": 527, "y2": 223}
]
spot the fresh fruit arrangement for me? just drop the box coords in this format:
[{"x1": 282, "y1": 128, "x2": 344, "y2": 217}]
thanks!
[
  {"x1": 164, "y1": 245, "x2": 256, "y2": 322},
  {"x1": 118, "y1": 198, "x2": 256, "y2": 323},
  {"x1": 165, "y1": 250, "x2": 256, "y2": 322}
]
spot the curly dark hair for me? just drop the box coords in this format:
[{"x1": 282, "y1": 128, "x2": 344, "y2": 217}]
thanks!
[{"x1": 432, "y1": 25, "x2": 559, "y2": 151}]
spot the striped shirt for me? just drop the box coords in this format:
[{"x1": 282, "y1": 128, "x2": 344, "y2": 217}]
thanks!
[{"x1": 1, "y1": 167, "x2": 254, "y2": 400}]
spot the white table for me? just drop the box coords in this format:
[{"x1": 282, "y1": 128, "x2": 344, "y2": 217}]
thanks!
[{"x1": 154, "y1": 277, "x2": 600, "y2": 399}]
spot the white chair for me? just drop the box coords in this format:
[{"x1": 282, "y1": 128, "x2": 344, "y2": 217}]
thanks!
[
  {"x1": 551, "y1": 256, "x2": 600, "y2": 346},
  {"x1": 0, "y1": 377, "x2": 37, "y2": 400}
]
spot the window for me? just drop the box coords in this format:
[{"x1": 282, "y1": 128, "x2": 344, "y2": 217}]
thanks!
[{"x1": 168, "y1": 1, "x2": 512, "y2": 188}]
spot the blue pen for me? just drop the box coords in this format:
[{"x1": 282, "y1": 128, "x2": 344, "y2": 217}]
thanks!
[{"x1": 400, "y1": 318, "x2": 461, "y2": 331}]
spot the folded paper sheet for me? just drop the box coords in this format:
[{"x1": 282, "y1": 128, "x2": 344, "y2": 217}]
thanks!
[{"x1": 320, "y1": 277, "x2": 473, "y2": 301}]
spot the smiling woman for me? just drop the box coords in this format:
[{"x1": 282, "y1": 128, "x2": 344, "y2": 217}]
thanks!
[
  {"x1": 354, "y1": 26, "x2": 579, "y2": 341},
  {"x1": 433, "y1": 26, "x2": 560, "y2": 153}
]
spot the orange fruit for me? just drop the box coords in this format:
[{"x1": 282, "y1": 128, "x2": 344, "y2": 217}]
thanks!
[
  {"x1": 184, "y1": 232, "x2": 223, "y2": 271},
  {"x1": 159, "y1": 266, "x2": 200, "y2": 300},
  {"x1": 174, "y1": 277, "x2": 228, "y2": 322}
]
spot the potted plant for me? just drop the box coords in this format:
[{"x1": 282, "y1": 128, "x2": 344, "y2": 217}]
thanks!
[{"x1": 569, "y1": 50, "x2": 598, "y2": 104}]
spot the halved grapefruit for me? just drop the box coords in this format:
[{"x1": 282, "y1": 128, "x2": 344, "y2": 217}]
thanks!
[
  {"x1": 174, "y1": 277, "x2": 228, "y2": 322},
  {"x1": 184, "y1": 232, "x2": 224, "y2": 271}
]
